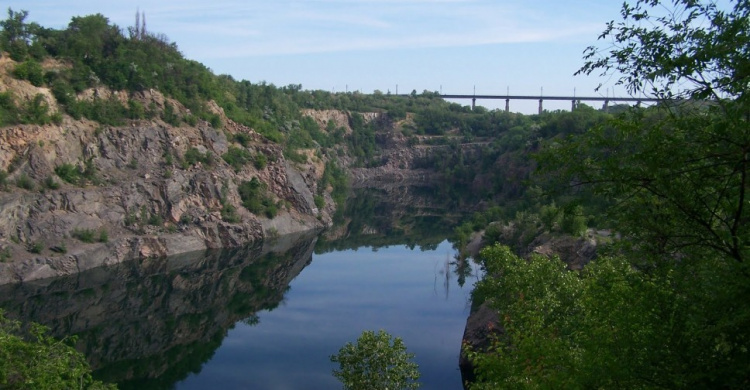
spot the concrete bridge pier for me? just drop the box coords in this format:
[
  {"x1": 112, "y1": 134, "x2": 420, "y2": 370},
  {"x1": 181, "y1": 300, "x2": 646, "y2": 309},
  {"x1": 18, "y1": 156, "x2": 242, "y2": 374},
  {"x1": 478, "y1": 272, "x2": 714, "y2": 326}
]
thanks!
[
  {"x1": 505, "y1": 98, "x2": 510, "y2": 113},
  {"x1": 472, "y1": 97, "x2": 476, "y2": 110},
  {"x1": 571, "y1": 99, "x2": 577, "y2": 111},
  {"x1": 538, "y1": 99, "x2": 543, "y2": 115},
  {"x1": 602, "y1": 99, "x2": 609, "y2": 111}
]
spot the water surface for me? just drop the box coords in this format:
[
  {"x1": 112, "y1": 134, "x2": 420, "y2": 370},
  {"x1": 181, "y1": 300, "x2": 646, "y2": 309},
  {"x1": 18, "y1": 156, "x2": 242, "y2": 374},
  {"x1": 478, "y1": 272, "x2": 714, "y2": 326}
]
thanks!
[
  {"x1": 178, "y1": 240, "x2": 478, "y2": 389},
  {"x1": 0, "y1": 234, "x2": 479, "y2": 389}
]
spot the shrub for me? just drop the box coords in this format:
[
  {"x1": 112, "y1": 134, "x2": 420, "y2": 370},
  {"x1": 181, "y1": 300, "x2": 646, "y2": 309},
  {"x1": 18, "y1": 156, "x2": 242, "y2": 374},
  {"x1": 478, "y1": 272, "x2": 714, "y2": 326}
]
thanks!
[
  {"x1": 222, "y1": 146, "x2": 253, "y2": 172},
  {"x1": 265, "y1": 203, "x2": 278, "y2": 219},
  {"x1": 221, "y1": 203, "x2": 240, "y2": 223},
  {"x1": 19, "y1": 94, "x2": 51, "y2": 125},
  {"x1": 27, "y1": 242, "x2": 43, "y2": 254},
  {"x1": 0, "y1": 312, "x2": 115, "y2": 389},
  {"x1": 234, "y1": 132, "x2": 251, "y2": 147},
  {"x1": 14, "y1": 174, "x2": 34, "y2": 190},
  {"x1": 98, "y1": 229, "x2": 108, "y2": 243},
  {"x1": 148, "y1": 214, "x2": 163, "y2": 226},
  {"x1": 71, "y1": 228, "x2": 96, "y2": 243},
  {"x1": 254, "y1": 153, "x2": 267, "y2": 169},
  {"x1": 314, "y1": 195, "x2": 325, "y2": 209},
  {"x1": 44, "y1": 176, "x2": 60, "y2": 190},
  {"x1": 331, "y1": 330, "x2": 420, "y2": 390},
  {"x1": 238, "y1": 178, "x2": 265, "y2": 214},
  {"x1": 55, "y1": 163, "x2": 81, "y2": 184},
  {"x1": 183, "y1": 147, "x2": 212, "y2": 168},
  {"x1": 0, "y1": 247, "x2": 11, "y2": 262},
  {"x1": 12, "y1": 60, "x2": 44, "y2": 87}
]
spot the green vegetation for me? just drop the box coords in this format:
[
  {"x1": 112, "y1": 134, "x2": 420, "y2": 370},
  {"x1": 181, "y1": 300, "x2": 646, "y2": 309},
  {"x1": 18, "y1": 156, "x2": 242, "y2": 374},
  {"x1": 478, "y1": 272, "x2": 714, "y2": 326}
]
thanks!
[
  {"x1": 467, "y1": 0, "x2": 750, "y2": 388},
  {"x1": 0, "y1": 170, "x2": 8, "y2": 190},
  {"x1": 43, "y1": 176, "x2": 60, "y2": 190},
  {"x1": 331, "y1": 330, "x2": 420, "y2": 390},
  {"x1": 238, "y1": 178, "x2": 277, "y2": 218},
  {"x1": 221, "y1": 146, "x2": 253, "y2": 172},
  {"x1": 318, "y1": 161, "x2": 349, "y2": 208},
  {"x1": 72, "y1": 228, "x2": 108, "y2": 243},
  {"x1": 3, "y1": 1, "x2": 746, "y2": 386},
  {"x1": 14, "y1": 173, "x2": 33, "y2": 190},
  {"x1": 182, "y1": 147, "x2": 213, "y2": 168},
  {"x1": 26, "y1": 241, "x2": 42, "y2": 254},
  {"x1": 0, "y1": 311, "x2": 116, "y2": 389},
  {"x1": 0, "y1": 247, "x2": 11, "y2": 262}
]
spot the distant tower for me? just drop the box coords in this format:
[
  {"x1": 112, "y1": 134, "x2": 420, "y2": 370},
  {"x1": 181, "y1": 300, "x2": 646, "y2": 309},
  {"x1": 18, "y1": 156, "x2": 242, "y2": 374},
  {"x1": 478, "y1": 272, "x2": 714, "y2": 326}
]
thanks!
[
  {"x1": 134, "y1": 8, "x2": 140, "y2": 39},
  {"x1": 141, "y1": 11, "x2": 146, "y2": 38}
]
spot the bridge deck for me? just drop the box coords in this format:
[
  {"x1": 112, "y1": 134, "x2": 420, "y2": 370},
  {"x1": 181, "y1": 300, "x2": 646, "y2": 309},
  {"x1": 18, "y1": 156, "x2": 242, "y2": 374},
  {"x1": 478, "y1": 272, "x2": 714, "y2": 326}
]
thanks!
[{"x1": 438, "y1": 94, "x2": 659, "y2": 102}]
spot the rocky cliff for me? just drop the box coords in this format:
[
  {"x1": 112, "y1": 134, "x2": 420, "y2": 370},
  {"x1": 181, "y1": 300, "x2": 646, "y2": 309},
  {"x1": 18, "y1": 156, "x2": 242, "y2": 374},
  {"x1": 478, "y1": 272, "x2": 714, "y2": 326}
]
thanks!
[{"x1": 0, "y1": 61, "x2": 330, "y2": 284}]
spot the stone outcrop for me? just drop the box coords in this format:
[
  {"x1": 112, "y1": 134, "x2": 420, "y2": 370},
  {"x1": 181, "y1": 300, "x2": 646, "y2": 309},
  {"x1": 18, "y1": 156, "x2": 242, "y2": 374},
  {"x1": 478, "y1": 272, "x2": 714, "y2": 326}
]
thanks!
[{"x1": 0, "y1": 83, "x2": 329, "y2": 283}]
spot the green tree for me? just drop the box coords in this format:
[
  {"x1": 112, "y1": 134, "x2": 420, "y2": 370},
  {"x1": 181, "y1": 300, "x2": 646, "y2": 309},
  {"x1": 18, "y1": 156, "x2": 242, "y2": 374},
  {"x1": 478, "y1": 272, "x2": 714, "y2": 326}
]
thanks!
[
  {"x1": 0, "y1": 311, "x2": 116, "y2": 389},
  {"x1": 544, "y1": 0, "x2": 750, "y2": 264},
  {"x1": 469, "y1": 0, "x2": 750, "y2": 388},
  {"x1": 468, "y1": 245, "x2": 689, "y2": 389},
  {"x1": 330, "y1": 330, "x2": 420, "y2": 390},
  {"x1": 0, "y1": 8, "x2": 31, "y2": 60}
]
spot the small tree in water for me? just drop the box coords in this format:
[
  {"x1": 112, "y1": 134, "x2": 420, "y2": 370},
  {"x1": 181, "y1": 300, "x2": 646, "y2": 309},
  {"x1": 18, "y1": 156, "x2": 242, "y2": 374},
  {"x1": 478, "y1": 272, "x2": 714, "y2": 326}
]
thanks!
[{"x1": 330, "y1": 330, "x2": 420, "y2": 390}]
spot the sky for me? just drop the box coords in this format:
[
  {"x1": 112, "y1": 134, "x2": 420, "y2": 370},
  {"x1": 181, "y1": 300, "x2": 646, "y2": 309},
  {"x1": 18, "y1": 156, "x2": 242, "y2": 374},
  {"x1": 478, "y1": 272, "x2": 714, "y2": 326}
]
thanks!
[{"x1": 8, "y1": 0, "x2": 631, "y2": 113}]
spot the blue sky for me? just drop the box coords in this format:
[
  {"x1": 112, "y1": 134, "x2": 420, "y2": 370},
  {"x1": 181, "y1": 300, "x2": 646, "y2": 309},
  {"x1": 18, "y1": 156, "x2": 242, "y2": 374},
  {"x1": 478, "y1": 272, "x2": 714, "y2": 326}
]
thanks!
[{"x1": 9, "y1": 0, "x2": 630, "y2": 113}]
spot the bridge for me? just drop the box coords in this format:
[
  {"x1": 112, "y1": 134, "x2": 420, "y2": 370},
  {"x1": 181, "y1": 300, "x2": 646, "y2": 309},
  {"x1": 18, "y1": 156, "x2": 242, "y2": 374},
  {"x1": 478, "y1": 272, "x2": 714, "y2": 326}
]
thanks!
[{"x1": 437, "y1": 94, "x2": 661, "y2": 114}]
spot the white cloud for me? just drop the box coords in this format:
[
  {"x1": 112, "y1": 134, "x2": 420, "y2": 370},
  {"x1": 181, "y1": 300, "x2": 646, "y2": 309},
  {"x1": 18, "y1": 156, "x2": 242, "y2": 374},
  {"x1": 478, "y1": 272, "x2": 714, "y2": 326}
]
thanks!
[{"x1": 10, "y1": 0, "x2": 609, "y2": 58}]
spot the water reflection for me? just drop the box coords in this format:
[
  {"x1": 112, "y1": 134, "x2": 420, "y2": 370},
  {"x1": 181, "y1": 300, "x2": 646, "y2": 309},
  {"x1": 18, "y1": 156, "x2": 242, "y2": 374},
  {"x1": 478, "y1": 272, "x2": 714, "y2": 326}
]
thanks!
[
  {"x1": 0, "y1": 187, "x2": 480, "y2": 389},
  {"x1": 0, "y1": 232, "x2": 318, "y2": 389},
  {"x1": 318, "y1": 187, "x2": 463, "y2": 253}
]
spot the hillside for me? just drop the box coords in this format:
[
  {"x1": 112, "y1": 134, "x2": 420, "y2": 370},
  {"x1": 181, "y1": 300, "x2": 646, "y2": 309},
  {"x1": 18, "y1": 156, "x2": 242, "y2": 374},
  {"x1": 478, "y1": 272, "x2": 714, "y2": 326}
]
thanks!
[
  {"x1": 0, "y1": 54, "x2": 339, "y2": 283},
  {"x1": 0, "y1": 9, "x2": 615, "y2": 284}
]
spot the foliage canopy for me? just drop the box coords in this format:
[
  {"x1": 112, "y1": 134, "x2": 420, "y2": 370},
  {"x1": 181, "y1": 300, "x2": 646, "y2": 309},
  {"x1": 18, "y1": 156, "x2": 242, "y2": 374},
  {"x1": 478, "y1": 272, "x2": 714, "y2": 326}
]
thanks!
[
  {"x1": 471, "y1": 0, "x2": 750, "y2": 388},
  {"x1": 331, "y1": 329, "x2": 420, "y2": 390}
]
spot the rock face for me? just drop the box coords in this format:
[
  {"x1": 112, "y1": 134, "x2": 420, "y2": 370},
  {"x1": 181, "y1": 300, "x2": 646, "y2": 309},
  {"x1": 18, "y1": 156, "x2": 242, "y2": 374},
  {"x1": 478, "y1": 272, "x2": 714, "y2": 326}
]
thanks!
[{"x1": 0, "y1": 109, "x2": 327, "y2": 284}]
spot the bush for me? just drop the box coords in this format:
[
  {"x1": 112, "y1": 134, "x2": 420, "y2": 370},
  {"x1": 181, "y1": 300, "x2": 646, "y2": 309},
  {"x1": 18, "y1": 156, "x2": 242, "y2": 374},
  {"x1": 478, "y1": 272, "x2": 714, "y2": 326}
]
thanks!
[
  {"x1": 12, "y1": 60, "x2": 44, "y2": 87},
  {"x1": 221, "y1": 203, "x2": 240, "y2": 223},
  {"x1": 254, "y1": 153, "x2": 267, "y2": 170},
  {"x1": 19, "y1": 94, "x2": 51, "y2": 125},
  {"x1": 14, "y1": 174, "x2": 34, "y2": 190},
  {"x1": 314, "y1": 194, "x2": 325, "y2": 209},
  {"x1": 71, "y1": 228, "x2": 96, "y2": 243},
  {"x1": 183, "y1": 147, "x2": 212, "y2": 168},
  {"x1": 0, "y1": 311, "x2": 116, "y2": 389},
  {"x1": 222, "y1": 146, "x2": 253, "y2": 172},
  {"x1": 331, "y1": 330, "x2": 420, "y2": 390},
  {"x1": 55, "y1": 163, "x2": 81, "y2": 184},
  {"x1": 148, "y1": 214, "x2": 163, "y2": 226},
  {"x1": 234, "y1": 132, "x2": 251, "y2": 147},
  {"x1": 238, "y1": 178, "x2": 266, "y2": 215},
  {"x1": 27, "y1": 242, "x2": 43, "y2": 254}
]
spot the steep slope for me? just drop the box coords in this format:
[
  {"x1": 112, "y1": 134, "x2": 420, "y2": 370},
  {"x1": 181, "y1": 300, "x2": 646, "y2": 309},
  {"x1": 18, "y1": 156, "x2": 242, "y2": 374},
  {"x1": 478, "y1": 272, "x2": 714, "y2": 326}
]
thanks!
[{"x1": 0, "y1": 61, "x2": 330, "y2": 284}]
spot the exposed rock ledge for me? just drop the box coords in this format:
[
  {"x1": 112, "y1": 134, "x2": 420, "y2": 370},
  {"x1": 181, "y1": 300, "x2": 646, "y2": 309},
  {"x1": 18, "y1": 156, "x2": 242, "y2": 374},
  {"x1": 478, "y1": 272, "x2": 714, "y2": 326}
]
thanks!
[{"x1": 0, "y1": 113, "x2": 328, "y2": 285}]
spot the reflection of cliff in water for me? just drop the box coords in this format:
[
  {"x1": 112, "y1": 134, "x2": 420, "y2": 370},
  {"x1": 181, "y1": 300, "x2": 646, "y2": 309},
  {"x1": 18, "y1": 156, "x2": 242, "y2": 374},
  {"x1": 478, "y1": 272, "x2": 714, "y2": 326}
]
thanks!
[
  {"x1": 318, "y1": 187, "x2": 463, "y2": 253},
  {"x1": 0, "y1": 232, "x2": 318, "y2": 389}
]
